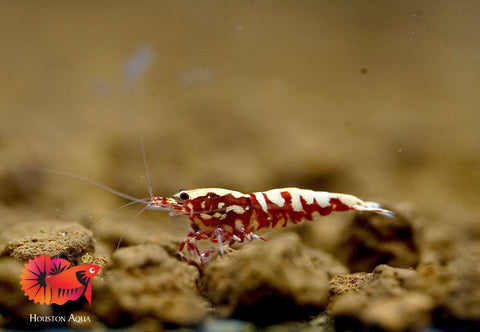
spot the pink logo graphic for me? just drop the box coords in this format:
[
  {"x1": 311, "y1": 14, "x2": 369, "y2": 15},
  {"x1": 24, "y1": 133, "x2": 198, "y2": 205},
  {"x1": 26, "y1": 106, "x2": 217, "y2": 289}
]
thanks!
[{"x1": 19, "y1": 254, "x2": 100, "y2": 305}]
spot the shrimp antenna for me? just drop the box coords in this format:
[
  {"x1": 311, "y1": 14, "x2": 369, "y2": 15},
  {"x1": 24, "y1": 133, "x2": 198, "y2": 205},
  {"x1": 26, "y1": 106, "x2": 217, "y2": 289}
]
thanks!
[
  {"x1": 116, "y1": 204, "x2": 150, "y2": 250},
  {"x1": 88, "y1": 199, "x2": 145, "y2": 229},
  {"x1": 46, "y1": 169, "x2": 149, "y2": 205},
  {"x1": 141, "y1": 137, "x2": 155, "y2": 199}
]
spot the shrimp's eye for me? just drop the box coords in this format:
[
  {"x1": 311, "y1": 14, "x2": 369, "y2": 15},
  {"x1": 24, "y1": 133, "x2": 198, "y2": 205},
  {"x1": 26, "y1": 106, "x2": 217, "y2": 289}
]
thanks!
[{"x1": 179, "y1": 192, "x2": 189, "y2": 200}]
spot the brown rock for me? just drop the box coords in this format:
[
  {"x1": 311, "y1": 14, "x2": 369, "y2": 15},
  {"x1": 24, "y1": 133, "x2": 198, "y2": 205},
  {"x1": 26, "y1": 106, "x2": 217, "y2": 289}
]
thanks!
[
  {"x1": 330, "y1": 265, "x2": 436, "y2": 332},
  {"x1": 420, "y1": 225, "x2": 459, "y2": 266},
  {"x1": 91, "y1": 243, "x2": 209, "y2": 327},
  {"x1": 334, "y1": 203, "x2": 420, "y2": 272},
  {"x1": 3, "y1": 221, "x2": 94, "y2": 264},
  {"x1": 438, "y1": 243, "x2": 480, "y2": 325},
  {"x1": 0, "y1": 257, "x2": 53, "y2": 327},
  {"x1": 198, "y1": 233, "x2": 332, "y2": 325},
  {"x1": 329, "y1": 272, "x2": 373, "y2": 297},
  {"x1": 361, "y1": 292, "x2": 435, "y2": 332}
]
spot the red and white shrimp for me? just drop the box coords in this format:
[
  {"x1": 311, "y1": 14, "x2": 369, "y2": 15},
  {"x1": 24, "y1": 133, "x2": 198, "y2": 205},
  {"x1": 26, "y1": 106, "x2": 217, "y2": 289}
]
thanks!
[
  {"x1": 144, "y1": 187, "x2": 394, "y2": 264},
  {"x1": 52, "y1": 156, "x2": 394, "y2": 265}
]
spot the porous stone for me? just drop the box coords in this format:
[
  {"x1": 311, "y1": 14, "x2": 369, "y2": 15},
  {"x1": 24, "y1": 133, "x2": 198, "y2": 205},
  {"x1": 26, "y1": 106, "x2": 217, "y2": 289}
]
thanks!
[
  {"x1": 91, "y1": 243, "x2": 210, "y2": 326},
  {"x1": 198, "y1": 233, "x2": 332, "y2": 325},
  {"x1": 3, "y1": 221, "x2": 94, "y2": 264}
]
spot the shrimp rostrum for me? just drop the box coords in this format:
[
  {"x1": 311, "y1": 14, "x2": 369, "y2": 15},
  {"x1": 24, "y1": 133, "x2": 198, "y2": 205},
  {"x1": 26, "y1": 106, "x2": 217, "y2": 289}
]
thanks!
[{"x1": 146, "y1": 187, "x2": 394, "y2": 265}]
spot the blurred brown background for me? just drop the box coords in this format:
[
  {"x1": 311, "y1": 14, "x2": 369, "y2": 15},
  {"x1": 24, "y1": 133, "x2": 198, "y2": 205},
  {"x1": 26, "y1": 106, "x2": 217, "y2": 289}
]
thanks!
[{"x1": 0, "y1": 1, "x2": 478, "y2": 230}]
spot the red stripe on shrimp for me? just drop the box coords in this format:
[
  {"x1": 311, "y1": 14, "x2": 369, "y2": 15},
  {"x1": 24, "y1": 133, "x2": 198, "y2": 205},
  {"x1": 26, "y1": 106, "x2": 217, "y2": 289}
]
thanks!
[
  {"x1": 249, "y1": 192, "x2": 270, "y2": 230},
  {"x1": 280, "y1": 190, "x2": 308, "y2": 225}
]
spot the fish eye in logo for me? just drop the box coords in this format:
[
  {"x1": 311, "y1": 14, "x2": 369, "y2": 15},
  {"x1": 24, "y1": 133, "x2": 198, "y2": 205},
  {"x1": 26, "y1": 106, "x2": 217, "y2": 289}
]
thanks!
[{"x1": 19, "y1": 254, "x2": 101, "y2": 305}]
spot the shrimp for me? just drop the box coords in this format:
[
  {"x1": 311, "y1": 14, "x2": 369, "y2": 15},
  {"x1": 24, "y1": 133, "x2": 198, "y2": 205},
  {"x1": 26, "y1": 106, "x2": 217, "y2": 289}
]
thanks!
[
  {"x1": 50, "y1": 148, "x2": 394, "y2": 266},
  {"x1": 149, "y1": 187, "x2": 394, "y2": 264}
]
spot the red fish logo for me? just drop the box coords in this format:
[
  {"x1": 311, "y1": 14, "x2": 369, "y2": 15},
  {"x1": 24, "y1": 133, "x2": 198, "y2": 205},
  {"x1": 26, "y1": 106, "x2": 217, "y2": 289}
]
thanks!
[{"x1": 19, "y1": 255, "x2": 101, "y2": 305}]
